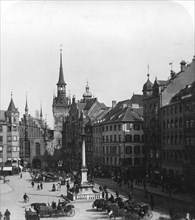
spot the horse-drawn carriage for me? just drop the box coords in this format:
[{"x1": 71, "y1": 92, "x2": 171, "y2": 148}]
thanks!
[
  {"x1": 25, "y1": 209, "x2": 40, "y2": 220},
  {"x1": 26, "y1": 201, "x2": 75, "y2": 219},
  {"x1": 92, "y1": 197, "x2": 152, "y2": 219}
]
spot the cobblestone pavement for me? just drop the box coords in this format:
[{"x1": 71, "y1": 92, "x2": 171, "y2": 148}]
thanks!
[{"x1": 0, "y1": 172, "x2": 170, "y2": 220}]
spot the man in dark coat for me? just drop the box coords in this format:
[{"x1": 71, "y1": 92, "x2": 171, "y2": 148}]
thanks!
[{"x1": 4, "y1": 209, "x2": 11, "y2": 220}]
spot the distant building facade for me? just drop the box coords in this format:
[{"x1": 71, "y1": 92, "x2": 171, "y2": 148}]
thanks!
[
  {"x1": 96, "y1": 95, "x2": 144, "y2": 177},
  {"x1": 142, "y1": 56, "x2": 195, "y2": 187},
  {"x1": 0, "y1": 95, "x2": 20, "y2": 169},
  {"x1": 19, "y1": 99, "x2": 52, "y2": 168},
  {"x1": 62, "y1": 84, "x2": 107, "y2": 172}
]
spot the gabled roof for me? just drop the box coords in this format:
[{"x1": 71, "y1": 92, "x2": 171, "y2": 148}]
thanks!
[
  {"x1": 130, "y1": 94, "x2": 143, "y2": 106},
  {"x1": 102, "y1": 99, "x2": 143, "y2": 124},
  {"x1": 123, "y1": 106, "x2": 143, "y2": 122},
  {"x1": 83, "y1": 98, "x2": 97, "y2": 111},
  {"x1": 7, "y1": 97, "x2": 19, "y2": 113}
]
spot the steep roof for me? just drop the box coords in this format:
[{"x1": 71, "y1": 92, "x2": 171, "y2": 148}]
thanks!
[
  {"x1": 57, "y1": 49, "x2": 66, "y2": 86},
  {"x1": 7, "y1": 96, "x2": 18, "y2": 113},
  {"x1": 130, "y1": 94, "x2": 143, "y2": 106},
  {"x1": 161, "y1": 56, "x2": 195, "y2": 106},
  {"x1": 143, "y1": 74, "x2": 153, "y2": 92},
  {"x1": 102, "y1": 99, "x2": 143, "y2": 124}
]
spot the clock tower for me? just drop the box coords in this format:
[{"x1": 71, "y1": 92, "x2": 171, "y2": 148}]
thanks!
[{"x1": 52, "y1": 47, "x2": 71, "y2": 149}]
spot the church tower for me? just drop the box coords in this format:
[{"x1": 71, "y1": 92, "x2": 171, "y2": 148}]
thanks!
[{"x1": 52, "y1": 47, "x2": 71, "y2": 149}]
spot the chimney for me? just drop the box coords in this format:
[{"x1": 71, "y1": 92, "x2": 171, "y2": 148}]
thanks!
[
  {"x1": 72, "y1": 95, "x2": 75, "y2": 103},
  {"x1": 112, "y1": 100, "x2": 117, "y2": 108},
  {"x1": 180, "y1": 60, "x2": 186, "y2": 72},
  {"x1": 170, "y1": 70, "x2": 175, "y2": 79}
]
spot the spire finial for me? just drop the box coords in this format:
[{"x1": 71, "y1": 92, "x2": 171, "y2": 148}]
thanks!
[
  {"x1": 169, "y1": 61, "x2": 173, "y2": 71},
  {"x1": 86, "y1": 81, "x2": 89, "y2": 92},
  {"x1": 25, "y1": 92, "x2": 29, "y2": 114},
  {"x1": 11, "y1": 91, "x2": 13, "y2": 98},
  {"x1": 40, "y1": 101, "x2": 43, "y2": 118},
  {"x1": 147, "y1": 64, "x2": 150, "y2": 76}
]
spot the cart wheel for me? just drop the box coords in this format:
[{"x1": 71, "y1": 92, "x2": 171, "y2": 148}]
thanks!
[{"x1": 67, "y1": 210, "x2": 75, "y2": 217}]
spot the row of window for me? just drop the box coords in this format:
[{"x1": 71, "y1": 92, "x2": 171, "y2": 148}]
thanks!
[
  {"x1": 162, "y1": 135, "x2": 183, "y2": 145},
  {"x1": 94, "y1": 123, "x2": 143, "y2": 134},
  {"x1": 0, "y1": 136, "x2": 19, "y2": 142},
  {"x1": 4, "y1": 146, "x2": 20, "y2": 152},
  {"x1": 186, "y1": 137, "x2": 195, "y2": 146},
  {"x1": 125, "y1": 145, "x2": 143, "y2": 154},
  {"x1": 125, "y1": 135, "x2": 144, "y2": 142},
  {"x1": 162, "y1": 151, "x2": 183, "y2": 161},
  {"x1": 162, "y1": 105, "x2": 182, "y2": 116},
  {"x1": 163, "y1": 118, "x2": 183, "y2": 129},
  {"x1": 102, "y1": 156, "x2": 143, "y2": 165},
  {"x1": 102, "y1": 134, "x2": 143, "y2": 143},
  {"x1": 0, "y1": 125, "x2": 18, "y2": 132},
  {"x1": 185, "y1": 120, "x2": 195, "y2": 129}
]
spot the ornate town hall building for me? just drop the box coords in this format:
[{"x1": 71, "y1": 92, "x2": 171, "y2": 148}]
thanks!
[{"x1": 52, "y1": 48, "x2": 71, "y2": 149}]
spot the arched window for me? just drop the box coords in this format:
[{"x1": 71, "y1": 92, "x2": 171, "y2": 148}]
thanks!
[
  {"x1": 36, "y1": 143, "x2": 40, "y2": 156},
  {"x1": 126, "y1": 146, "x2": 132, "y2": 154}
]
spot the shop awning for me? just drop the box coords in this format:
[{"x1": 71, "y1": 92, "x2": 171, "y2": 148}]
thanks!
[{"x1": 3, "y1": 167, "x2": 12, "y2": 171}]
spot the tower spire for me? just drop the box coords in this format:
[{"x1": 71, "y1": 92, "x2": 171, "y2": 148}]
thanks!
[
  {"x1": 57, "y1": 45, "x2": 66, "y2": 86},
  {"x1": 40, "y1": 102, "x2": 43, "y2": 120},
  {"x1": 25, "y1": 93, "x2": 28, "y2": 115},
  {"x1": 7, "y1": 92, "x2": 17, "y2": 112}
]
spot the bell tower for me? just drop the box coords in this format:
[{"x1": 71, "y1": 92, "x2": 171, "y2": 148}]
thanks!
[{"x1": 52, "y1": 46, "x2": 71, "y2": 149}]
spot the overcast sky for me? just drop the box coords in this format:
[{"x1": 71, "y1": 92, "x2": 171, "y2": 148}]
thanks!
[{"x1": 0, "y1": 1, "x2": 194, "y2": 128}]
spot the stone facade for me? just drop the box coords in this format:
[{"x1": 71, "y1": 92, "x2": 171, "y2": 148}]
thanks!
[
  {"x1": 0, "y1": 95, "x2": 20, "y2": 167},
  {"x1": 142, "y1": 56, "x2": 195, "y2": 186}
]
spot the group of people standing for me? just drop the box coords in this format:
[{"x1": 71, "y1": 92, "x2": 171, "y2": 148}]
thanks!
[
  {"x1": 31, "y1": 180, "x2": 43, "y2": 190},
  {"x1": 0, "y1": 209, "x2": 11, "y2": 220}
]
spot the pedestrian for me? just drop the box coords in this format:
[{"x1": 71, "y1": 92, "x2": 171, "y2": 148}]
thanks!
[
  {"x1": 52, "y1": 183, "x2": 56, "y2": 191},
  {"x1": 40, "y1": 182, "x2": 43, "y2": 190},
  {"x1": 37, "y1": 184, "x2": 40, "y2": 190},
  {"x1": 186, "y1": 212, "x2": 191, "y2": 220},
  {"x1": 4, "y1": 209, "x2": 11, "y2": 220},
  {"x1": 66, "y1": 181, "x2": 70, "y2": 191},
  {"x1": 31, "y1": 181, "x2": 34, "y2": 188},
  {"x1": 0, "y1": 211, "x2": 3, "y2": 220},
  {"x1": 58, "y1": 182, "x2": 61, "y2": 190},
  {"x1": 102, "y1": 190, "x2": 105, "y2": 198},
  {"x1": 20, "y1": 172, "x2": 22, "y2": 178}
]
